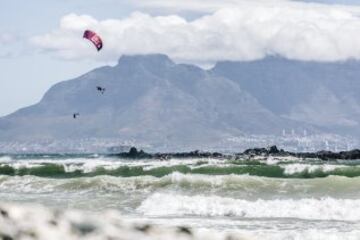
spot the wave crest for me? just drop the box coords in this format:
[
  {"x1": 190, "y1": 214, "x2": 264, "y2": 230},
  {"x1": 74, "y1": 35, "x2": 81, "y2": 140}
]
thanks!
[{"x1": 138, "y1": 193, "x2": 360, "y2": 221}]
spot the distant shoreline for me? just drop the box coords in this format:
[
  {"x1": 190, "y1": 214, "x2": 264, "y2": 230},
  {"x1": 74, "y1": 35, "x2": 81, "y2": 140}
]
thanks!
[
  {"x1": 1, "y1": 145, "x2": 360, "y2": 160},
  {"x1": 114, "y1": 146, "x2": 360, "y2": 161}
]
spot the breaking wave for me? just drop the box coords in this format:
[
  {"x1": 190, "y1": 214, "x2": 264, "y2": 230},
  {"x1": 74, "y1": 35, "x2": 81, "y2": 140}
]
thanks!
[
  {"x1": 2, "y1": 154, "x2": 360, "y2": 238},
  {"x1": 1, "y1": 173, "x2": 360, "y2": 199},
  {"x1": 0, "y1": 161, "x2": 360, "y2": 178},
  {"x1": 138, "y1": 193, "x2": 360, "y2": 221}
]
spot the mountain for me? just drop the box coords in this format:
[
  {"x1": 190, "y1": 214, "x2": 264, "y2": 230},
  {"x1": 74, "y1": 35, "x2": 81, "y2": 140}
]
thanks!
[
  {"x1": 0, "y1": 54, "x2": 358, "y2": 152},
  {"x1": 0, "y1": 54, "x2": 310, "y2": 150},
  {"x1": 212, "y1": 57, "x2": 360, "y2": 136}
]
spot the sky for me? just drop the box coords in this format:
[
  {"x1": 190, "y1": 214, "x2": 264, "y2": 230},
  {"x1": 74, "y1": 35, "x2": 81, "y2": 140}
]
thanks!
[{"x1": 1, "y1": 0, "x2": 360, "y2": 117}]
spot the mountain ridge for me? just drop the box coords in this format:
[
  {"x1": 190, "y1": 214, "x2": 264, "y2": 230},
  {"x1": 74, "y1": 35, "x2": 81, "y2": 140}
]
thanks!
[
  {"x1": 212, "y1": 57, "x2": 360, "y2": 135},
  {"x1": 0, "y1": 54, "x2": 358, "y2": 151}
]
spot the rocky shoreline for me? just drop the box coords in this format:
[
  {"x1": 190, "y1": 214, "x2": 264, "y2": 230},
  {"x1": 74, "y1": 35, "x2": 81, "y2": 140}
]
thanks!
[
  {"x1": 115, "y1": 146, "x2": 360, "y2": 160},
  {"x1": 0, "y1": 203, "x2": 249, "y2": 240}
]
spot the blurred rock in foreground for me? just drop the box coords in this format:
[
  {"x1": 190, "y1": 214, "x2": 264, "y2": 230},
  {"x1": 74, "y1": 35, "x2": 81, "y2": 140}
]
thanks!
[{"x1": 0, "y1": 203, "x2": 250, "y2": 240}]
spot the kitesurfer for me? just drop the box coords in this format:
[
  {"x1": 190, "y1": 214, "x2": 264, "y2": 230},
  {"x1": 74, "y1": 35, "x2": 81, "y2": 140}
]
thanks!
[{"x1": 96, "y1": 86, "x2": 106, "y2": 94}]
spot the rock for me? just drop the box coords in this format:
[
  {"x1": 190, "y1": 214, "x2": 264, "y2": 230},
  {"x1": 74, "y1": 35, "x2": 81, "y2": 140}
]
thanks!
[
  {"x1": 294, "y1": 149, "x2": 360, "y2": 160},
  {"x1": 135, "y1": 224, "x2": 151, "y2": 233},
  {"x1": 114, "y1": 146, "x2": 360, "y2": 161},
  {"x1": 177, "y1": 226, "x2": 192, "y2": 235},
  {"x1": 128, "y1": 147, "x2": 139, "y2": 157},
  {"x1": 0, "y1": 203, "x2": 250, "y2": 240},
  {"x1": 243, "y1": 146, "x2": 281, "y2": 156},
  {"x1": 0, "y1": 234, "x2": 13, "y2": 240},
  {"x1": 116, "y1": 147, "x2": 152, "y2": 159},
  {"x1": 339, "y1": 149, "x2": 360, "y2": 160},
  {"x1": 243, "y1": 148, "x2": 268, "y2": 156},
  {"x1": 0, "y1": 209, "x2": 8, "y2": 218},
  {"x1": 268, "y1": 145, "x2": 280, "y2": 154}
]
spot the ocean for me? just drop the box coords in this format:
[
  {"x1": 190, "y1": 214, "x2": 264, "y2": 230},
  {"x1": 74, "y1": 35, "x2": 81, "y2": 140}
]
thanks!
[{"x1": 1, "y1": 154, "x2": 360, "y2": 239}]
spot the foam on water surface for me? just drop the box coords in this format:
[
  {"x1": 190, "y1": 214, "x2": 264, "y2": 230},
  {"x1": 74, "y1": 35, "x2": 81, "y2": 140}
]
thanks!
[
  {"x1": 1, "y1": 154, "x2": 360, "y2": 239},
  {"x1": 138, "y1": 193, "x2": 360, "y2": 221}
]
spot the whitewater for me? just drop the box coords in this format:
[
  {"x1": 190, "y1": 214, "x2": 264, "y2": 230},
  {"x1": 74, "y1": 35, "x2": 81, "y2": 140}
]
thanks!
[{"x1": 1, "y1": 154, "x2": 360, "y2": 239}]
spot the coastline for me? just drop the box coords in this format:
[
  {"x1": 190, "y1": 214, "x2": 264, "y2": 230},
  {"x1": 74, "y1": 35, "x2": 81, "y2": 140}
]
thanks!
[{"x1": 115, "y1": 146, "x2": 360, "y2": 161}]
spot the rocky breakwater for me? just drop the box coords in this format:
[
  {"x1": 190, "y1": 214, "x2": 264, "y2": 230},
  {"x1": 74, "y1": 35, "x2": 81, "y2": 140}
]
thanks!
[
  {"x1": 115, "y1": 147, "x2": 225, "y2": 159},
  {"x1": 0, "y1": 203, "x2": 249, "y2": 240},
  {"x1": 115, "y1": 146, "x2": 360, "y2": 160}
]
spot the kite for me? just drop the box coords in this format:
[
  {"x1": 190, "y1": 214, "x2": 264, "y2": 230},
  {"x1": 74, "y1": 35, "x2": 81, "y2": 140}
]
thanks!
[{"x1": 83, "y1": 30, "x2": 103, "y2": 51}]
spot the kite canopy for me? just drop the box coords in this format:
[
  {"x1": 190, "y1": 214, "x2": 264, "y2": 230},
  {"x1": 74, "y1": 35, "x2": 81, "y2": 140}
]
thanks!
[{"x1": 83, "y1": 30, "x2": 103, "y2": 51}]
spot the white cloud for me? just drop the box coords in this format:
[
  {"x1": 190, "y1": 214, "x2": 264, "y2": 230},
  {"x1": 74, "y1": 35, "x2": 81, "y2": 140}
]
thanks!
[
  {"x1": 0, "y1": 33, "x2": 17, "y2": 44},
  {"x1": 134, "y1": 0, "x2": 247, "y2": 12},
  {"x1": 134, "y1": 0, "x2": 288, "y2": 12},
  {"x1": 133, "y1": 0, "x2": 360, "y2": 12},
  {"x1": 31, "y1": 1, "x2": 360, "y2": 64}
]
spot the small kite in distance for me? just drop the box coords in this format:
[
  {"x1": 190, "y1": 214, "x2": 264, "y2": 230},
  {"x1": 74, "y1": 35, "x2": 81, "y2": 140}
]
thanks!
[{"x1": 83, "y1": 30, "x2": 103, "y2": 51}]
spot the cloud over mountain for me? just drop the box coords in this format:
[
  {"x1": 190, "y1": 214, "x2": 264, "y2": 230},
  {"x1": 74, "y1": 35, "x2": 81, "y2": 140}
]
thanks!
[
  {"x1": 134, "y1": 0, "x2": 284, "y2": 12},
  {"x1": 32, "y1": 1, "x2": 360, "y2": 64}
]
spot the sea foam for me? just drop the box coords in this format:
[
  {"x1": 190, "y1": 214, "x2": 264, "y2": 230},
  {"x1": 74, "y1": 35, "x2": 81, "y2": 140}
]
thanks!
[{"x1": 138, "y1": 193, "x2": 360, "y2": 221}]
